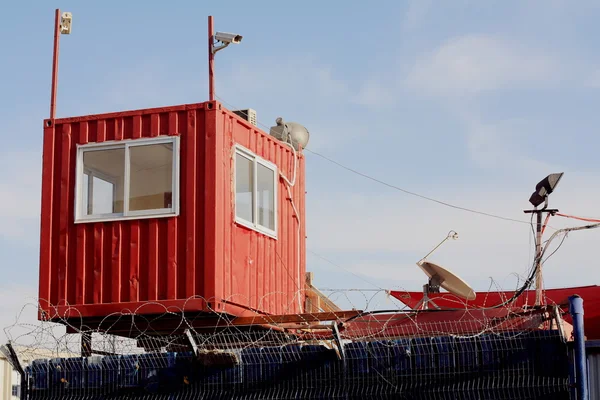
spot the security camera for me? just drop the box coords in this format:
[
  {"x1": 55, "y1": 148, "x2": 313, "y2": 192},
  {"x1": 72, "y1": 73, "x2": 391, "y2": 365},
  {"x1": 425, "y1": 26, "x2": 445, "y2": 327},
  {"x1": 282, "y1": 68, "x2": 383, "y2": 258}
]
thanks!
[
  {"x1": 60, "y1": 12, "x2": 72, "y2": 35},
  {"x1": 214, "y1": 32, "x2": 243, "y2": 44}
]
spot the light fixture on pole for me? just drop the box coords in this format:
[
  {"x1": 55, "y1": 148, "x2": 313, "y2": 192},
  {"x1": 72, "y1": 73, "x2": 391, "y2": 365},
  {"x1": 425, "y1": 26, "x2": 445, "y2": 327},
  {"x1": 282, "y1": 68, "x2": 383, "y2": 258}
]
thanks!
[
  {"x1": 208, "y1": 16, "x2": 243, "y2": 101},
  {"x1": 49, "y1": 9, "x2": 72, "y2": 121},
  {"x1": 524, "y1": 172, "x2": 564, "y2": 306},
  {"x1": 528, "y1": 173, "x2": 564, "y2": 209}
]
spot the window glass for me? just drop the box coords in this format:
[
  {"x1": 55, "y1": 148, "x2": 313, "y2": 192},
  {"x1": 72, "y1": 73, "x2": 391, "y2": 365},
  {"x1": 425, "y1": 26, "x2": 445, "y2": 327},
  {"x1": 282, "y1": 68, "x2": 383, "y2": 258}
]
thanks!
[
  {"x1": 257, "y1": 163, "x2": 275, "y2": 230},
  {"x1": 82, "y1": 148, "x2": 124, "y2": 215},
  {"x1": 76, "y1": 137, "x2": 179, "y2": 223},
  {"x1": 234, "y1": 147, "x2": 277, "y2": 237},
  {"x1": 235, "y1": 153, "x2": 253, "y2": 222},
  {"x1": 92, "y1": 176, "x2": 115, "y2": 214},
  {"x1": 129, "y1": 143, "x2": 173, "y2": 212}
]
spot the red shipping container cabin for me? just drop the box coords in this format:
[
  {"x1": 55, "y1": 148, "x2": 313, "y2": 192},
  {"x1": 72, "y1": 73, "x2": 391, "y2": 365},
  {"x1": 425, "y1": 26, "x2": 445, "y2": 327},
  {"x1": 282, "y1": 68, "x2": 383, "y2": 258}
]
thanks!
[{"x1": 38, "y1": 101, "x2": 307, "y2": 330}]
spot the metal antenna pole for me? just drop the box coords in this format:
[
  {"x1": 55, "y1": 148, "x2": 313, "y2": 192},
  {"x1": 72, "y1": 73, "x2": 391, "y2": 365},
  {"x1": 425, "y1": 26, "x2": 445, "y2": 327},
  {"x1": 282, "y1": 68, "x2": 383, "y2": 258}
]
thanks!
[
  {"x1": 208, "y1": 16, "x2": 215, "y2": 101},
  {"x1": 50, "y1": 9, "x2": 61, "y2": 120},
  {"x1": 417, "y1": 230, "x2": 458, "y2": 266},
  {"x1": 534, "y1": 209, "x2": 543, "y2": 305},
  {"x1": 524, "y1": 201, "x2": 558, "y2": 306}
]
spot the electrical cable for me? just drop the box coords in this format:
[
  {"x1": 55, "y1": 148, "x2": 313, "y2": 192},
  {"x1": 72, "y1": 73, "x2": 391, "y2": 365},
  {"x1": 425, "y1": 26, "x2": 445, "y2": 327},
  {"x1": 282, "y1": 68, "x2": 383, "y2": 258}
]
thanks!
[
  {"x1": 343, "y1": 309, "x2": 415, "y2": 323},
  {"x1": 488, "y1": 222, "x2": 600, "y2": 309},
  {"x1": 214, "y1": 94, "x2": 534, "y2": 227},
  {"x1": 215, "y1": 95, "x2": 396, "y2": 292},
  {"x1": 526, "y1": 213, "x2": 535, "y2": 276},
  {"x1": 307, "y1": 250, "x2": 383, "y2": 290},
  {"x1": 215, "y1": 95, "x2": 600, "y2": 310},
  {"x1": 274, "y1": 121, "x2": 302, "y2": 312},
  {"x1": 305, "y1": 149, "x2": 532, "y2": 225},
  {"x1": 542, "y1": 233, "x2": 568, "y2": 264},
  {"x1": 540, "y1": 213, "x2": 552, "y2": 235},
  {"x1": 556, "y1": 213, "x2": 600, "y2": 223}
]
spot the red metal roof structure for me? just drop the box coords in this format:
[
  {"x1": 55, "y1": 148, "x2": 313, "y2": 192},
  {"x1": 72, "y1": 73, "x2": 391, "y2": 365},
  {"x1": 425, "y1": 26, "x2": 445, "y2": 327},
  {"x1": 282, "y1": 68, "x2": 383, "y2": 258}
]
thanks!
[
  {"x1": 389, "y1": 285, "x2": 600, "y2": 339},
  {"x1": 337, "y1": 307, "x2": 552, "y2": 339}
]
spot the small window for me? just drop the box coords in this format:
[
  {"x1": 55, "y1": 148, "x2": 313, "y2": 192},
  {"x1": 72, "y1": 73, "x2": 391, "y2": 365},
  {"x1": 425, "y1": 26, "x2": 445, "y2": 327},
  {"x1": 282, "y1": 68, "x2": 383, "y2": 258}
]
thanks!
[
  {"x1": 75, "y1": 136, "x2": 179, "y2": 223},
  {"x1": 257, "y1": 163, "x2": 275, "y2": 231},
  {"x1": 234, "y1": 146, "x2": 277, "y2": 237},
  {"x1": 12, "y1": 385, "x2": 20, "y2": 397}
]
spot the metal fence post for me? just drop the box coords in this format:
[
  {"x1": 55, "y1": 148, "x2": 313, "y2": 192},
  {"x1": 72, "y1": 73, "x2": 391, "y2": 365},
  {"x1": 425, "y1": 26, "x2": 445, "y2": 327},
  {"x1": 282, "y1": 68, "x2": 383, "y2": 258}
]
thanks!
[{"x1": 569, "y1": 295, "x2": 588, "y2": 400}]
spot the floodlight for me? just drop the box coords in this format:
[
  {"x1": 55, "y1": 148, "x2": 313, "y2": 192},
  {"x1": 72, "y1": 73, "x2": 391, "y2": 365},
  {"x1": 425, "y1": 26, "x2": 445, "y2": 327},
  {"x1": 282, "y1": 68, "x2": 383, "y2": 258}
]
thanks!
[{"x1": 528, "y1": 172, "x2": 564, "y2": 207}]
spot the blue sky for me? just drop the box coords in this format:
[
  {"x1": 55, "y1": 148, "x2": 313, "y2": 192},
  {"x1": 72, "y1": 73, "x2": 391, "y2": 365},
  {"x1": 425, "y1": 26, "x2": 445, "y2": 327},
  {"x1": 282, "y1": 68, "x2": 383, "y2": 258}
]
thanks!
[{"x1": 2, "y1": 1, "x2": 600, "y2": 341}]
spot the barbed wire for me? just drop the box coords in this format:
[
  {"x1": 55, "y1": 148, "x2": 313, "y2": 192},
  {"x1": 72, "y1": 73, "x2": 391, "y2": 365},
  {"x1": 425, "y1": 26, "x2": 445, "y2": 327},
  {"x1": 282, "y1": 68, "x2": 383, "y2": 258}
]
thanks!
[{"x1": 3, "y1": 290, "x2": 572, "y2": 400}]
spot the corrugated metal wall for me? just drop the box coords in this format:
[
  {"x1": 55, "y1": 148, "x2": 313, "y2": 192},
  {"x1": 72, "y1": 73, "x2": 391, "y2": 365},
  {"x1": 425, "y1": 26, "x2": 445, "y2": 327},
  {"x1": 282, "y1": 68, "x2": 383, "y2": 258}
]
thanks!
[
  {"x1": 590, "y1": 351, "x2": 600, "y2": 400},
  {"x1": 212, "y1": 111, "x2": 306, "y2": 315},
  {"x1": 38, "y1": 101, "x2": 306, "y2": 320},
  {"x1": 39, "y1": 104, "x2": 208, "y2": 316}
]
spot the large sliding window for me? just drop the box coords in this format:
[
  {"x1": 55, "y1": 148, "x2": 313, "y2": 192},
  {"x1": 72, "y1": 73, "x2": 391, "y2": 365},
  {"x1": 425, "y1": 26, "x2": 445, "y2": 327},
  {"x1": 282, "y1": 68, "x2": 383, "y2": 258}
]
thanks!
[
  {"x1": 234, "y1": 146, "x2": 277, "y2": 238},
  {"x1": 75, "y1": 136, "x2": 180, "y2": 223}
]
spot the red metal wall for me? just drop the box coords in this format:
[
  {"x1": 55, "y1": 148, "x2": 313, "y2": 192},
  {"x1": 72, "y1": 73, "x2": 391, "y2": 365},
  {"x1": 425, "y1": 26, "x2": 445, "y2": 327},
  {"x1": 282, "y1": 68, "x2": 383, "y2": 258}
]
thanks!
[
  {"x1": 211, "y1": 109, "x2": 306, "y2": 316},
  {"x1": 38, "y1": 101, "x2": 305, "y2": 321}
]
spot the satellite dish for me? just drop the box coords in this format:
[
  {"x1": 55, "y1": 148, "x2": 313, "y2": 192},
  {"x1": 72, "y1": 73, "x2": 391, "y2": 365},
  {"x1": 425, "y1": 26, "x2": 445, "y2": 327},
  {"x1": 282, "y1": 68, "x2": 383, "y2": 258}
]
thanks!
[{"x1": 418, "y1": 261, "x2": 476, "y2": 301}]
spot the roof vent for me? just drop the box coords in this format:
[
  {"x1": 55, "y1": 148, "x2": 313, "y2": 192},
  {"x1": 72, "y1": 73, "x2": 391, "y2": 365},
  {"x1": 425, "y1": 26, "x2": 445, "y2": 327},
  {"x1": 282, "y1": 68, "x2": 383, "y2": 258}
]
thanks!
[{"x1": 233, "y1": 109, "x2": 257, "y2": 126}]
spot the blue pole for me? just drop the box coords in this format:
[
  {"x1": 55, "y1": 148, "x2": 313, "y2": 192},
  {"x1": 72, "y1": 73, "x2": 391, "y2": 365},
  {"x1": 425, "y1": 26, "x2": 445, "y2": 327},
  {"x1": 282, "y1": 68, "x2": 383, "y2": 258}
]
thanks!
[{"x1": 569, "y1": 295, "x2": 588, "y2": 400}]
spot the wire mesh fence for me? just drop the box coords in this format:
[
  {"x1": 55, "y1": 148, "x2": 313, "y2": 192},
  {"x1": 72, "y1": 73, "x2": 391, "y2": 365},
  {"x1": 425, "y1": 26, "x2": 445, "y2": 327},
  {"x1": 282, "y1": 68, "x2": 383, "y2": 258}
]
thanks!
[
  {"x1": 18, "y1": 322, "x2": 570, "y2": 399},
  {"x1": 22, "y1": 331, "x2": 569, "y2": 399},
  {"x1": 4, "y1": 294, "x2": 572, "y2": 400}
]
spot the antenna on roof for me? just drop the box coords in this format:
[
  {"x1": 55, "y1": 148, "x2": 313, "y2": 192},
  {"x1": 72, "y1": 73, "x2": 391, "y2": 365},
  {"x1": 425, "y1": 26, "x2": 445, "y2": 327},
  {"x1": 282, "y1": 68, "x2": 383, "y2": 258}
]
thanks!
[
  {"x1": 417, "y1": 230, "x2": 459, "y2": 266},
  {"x1": 415, "y1": 261, "x2": 477, "y2": 310},
  {"x1": 413, "y1": 230, "x2": 474, "y2": 309}
]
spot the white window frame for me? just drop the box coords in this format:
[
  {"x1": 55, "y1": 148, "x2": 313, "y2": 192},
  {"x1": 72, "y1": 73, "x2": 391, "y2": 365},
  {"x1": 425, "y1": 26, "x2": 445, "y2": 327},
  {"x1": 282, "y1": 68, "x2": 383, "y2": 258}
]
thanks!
[
  {"x1": 74, "y1": 136, "x2": 180, "y2": 224},
  {"x1": 83, "y1": 167, "x2": 118, "y2": 216},
  {"x1": 234, "y1": 145, "x2": 278, "y2": 239}
]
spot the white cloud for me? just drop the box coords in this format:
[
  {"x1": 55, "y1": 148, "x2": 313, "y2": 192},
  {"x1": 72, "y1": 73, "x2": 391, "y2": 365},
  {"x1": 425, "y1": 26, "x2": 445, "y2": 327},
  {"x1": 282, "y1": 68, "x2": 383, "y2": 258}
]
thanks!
[
  {"x1": 307, "y1": 189, "x2": 530, "y2": 253},
  {"x1": 457, "y1": 112, "x2": 559, "y2": 172},
  {"x1": 404, "y1": 35, "x2": 559, "y2": 95}
]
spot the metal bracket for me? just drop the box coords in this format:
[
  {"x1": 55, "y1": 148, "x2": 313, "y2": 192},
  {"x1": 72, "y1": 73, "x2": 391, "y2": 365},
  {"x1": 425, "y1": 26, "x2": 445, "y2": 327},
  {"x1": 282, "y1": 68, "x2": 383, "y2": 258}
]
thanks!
[
  {"x1": 413, "y1": 282, "x2": 441, "y2": 310},
  {"x1": 185, "y1": 329, "x2": 199, "y2": 357},
  {"x1": 332, "y1": 323, "x2": 345, "y2": 361},
  {"x1": 552, "y1": 304, "x2": 567, "y2": 342},
  {"x1": 211, "y1": 40, "x2": 230, "y2": 55}
]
